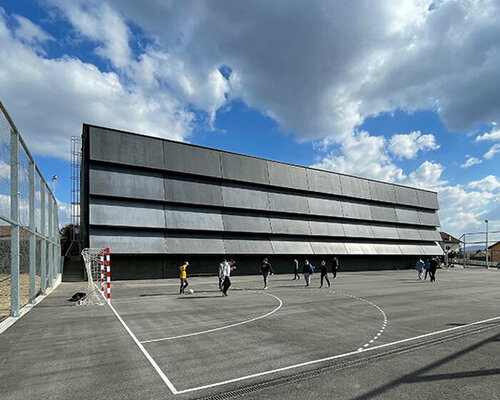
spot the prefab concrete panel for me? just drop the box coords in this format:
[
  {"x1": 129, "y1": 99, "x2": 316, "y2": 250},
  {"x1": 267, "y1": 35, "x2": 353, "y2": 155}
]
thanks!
[
  {"x1": 418, "y1": 210, "x2": 440, "y2": 226},
  {"x1": 164, "y1": 178, "x2": 222, "y2": 206},
  {"x1": 343, "y1": 223, "x2": 375, "y2": 238},
  {"x1": 309, "y1": 221, "x2": 345, "y2": 237},
  {"x1": 306, "y1": 169, "x2": 342, "y2": 195},
  {"x1": 395, "y1": 207, "x2": 421, "y2": 225},
  {"x1": 369, "y1": 181, "x2": 397, "y2": 203},
  {"x1": 373, "y1": 243, "x2": 403, "y2": 255},
  {"x1": 268, "y1": 192, "x2": 309, "y2": 214},
  {"x1": 398, "y1": 244, "x2": 424, "y2": 255},
  {"x1": 371, "y1": 225, "x2": 400, "y2": 240},
  {"x1": 90, "y1": 168, "x2": 165, "y2": 201},
  {"x1": 90, "y1": 228, "x2": 167, "y2": 254},
  {"x1": 420, "y1": 243, "x2": 443, "y2": 255},
  {"x1": 428, "y1": 191, "x2": 439, "y2": 209},
  {"x1": 164, "y1": 141, "x2": 222, "y2": 178},
  {"x1": 222, "y1": 214, "x2": 271, "y2": 233},
  {"x1": 416, "y1": 190, "x2": 438, "y2": 210},
  {"x1": 419, "y1": 229, "x2": 442, "y2": 241},
  {"x1": 342, "y1": 201, "x2": 373, "y2": 220},
  {"x1": 221, "y1": 153, "x2": 269, "y2": 184},
  {"x1": 370, "y1": 205, "x2": 398, "y2": 223},
  {"x1": 395, "y1": 186, "x2": 414, "y2": 206},
  {"x1": 310, "y1": 241, "x2": 348, "y2": 255},
  {"x1": 90, "y1": 199, "x2": 166, "y2": 228},
  {"x1": 224, "y1": 239, "x2": 274, "y2": 254},
  {"x1": 166, "y1": 237, "x2": 226, "y2": 254},
  {"x1": 271, "y1": 240, "x2": 313, "y2": 254},
  {"x1": 397, "y1": 227, "x2": 423, "y2": 241},
  {"x1": 165, "y1": 206, "x2": 223, "y2": 231},
  {"x1": 269, "y1": 217, "x2": 311, "y2": 235},
  {"x1": 89, "y1": 127, "x2": 164, "y2": 169},
  {"x1": 221, "y1": 186, "x2": 269, "y2": 211},
  {"x1": 344, "y1": 243, "x2": 377, "y2": 255},
  {"x1": 267, "y1": 161, "x2": 308, "y2": 191},
  {"x1": 308, "y1": 197, "x2": 343, "y2": 218},
  {"x1": 340, "y1": 175, "x2": 371, "y2": 200}
]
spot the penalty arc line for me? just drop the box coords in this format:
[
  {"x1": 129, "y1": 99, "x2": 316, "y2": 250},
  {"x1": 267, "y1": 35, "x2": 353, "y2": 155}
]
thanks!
[
  {"x1": 174, "y1": 314, "x2": 500, "y2": 395},
  {"x1": 140, "y1": 293, "x2": 283, "y2": 344}
]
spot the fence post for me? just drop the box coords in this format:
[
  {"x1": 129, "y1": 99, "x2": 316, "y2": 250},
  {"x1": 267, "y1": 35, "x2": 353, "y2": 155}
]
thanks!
[
  {"x1": 48, "y1": 194, "x2": 53, "y2": 287},
  {"x1": 29, "y1": 160, "x2": 36, "y2": 303},
  {"x1": 10, "y1": 128, "x2": 20, "y2": 317},
  {"x1": 40, "y1": 183, "x2": 46, "y2": 294},
  {"x1": 463, "y1": 234, "x2": 466, "y2": 269}
]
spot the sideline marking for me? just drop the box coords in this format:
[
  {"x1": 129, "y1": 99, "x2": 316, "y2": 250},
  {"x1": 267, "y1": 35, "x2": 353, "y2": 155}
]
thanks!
[
  {"x1": 175, "y1": 314, "x2": 500, "y2": 394},
  {"x1": 107, "y1": 302, "x2": 179, "y2": 395},
  {"x1": 140, "y1": 293, "x2": 283, "y2": 344}
]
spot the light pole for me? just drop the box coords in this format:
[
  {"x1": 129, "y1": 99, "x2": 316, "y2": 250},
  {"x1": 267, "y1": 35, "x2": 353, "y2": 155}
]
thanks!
[
  {"x1": 51, "y1": 175, "x2": 58, "y2": 198},
  {"x1": 485, "y1": 220, "x2": 489, "y2": 268}
]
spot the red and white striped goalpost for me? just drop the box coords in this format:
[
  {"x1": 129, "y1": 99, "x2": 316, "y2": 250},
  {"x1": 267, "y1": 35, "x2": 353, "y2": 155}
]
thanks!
[{"x1": 105, "y1": 247, "x2": 111, "y2": 304}]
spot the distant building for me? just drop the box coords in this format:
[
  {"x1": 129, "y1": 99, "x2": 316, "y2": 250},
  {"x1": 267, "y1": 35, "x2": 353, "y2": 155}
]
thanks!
[
  {"x1": 439, "y1": 231, "x2": 461, "y2": 254},
  {"x1": 488, "y1": 241, "x2": 500, "y2": 264}
]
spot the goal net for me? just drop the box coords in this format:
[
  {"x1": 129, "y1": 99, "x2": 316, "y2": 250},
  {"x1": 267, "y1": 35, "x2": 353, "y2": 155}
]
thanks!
[{"x1": 78, "y1": 248, "x2": 110, "y2": 306}]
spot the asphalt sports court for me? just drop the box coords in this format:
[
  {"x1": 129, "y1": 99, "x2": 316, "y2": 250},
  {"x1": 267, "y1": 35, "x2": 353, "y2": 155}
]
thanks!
[{"x1": 1, "y1": 268, "x2": 500, "y2": 399}]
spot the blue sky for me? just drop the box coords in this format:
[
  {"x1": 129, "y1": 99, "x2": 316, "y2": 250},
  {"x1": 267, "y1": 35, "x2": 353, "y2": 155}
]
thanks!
[{"x1": 0, "y1": 0, "x2": 499, "y2": 240}]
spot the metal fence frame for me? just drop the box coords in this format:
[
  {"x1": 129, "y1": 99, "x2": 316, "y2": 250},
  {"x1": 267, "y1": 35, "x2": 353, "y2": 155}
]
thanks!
[{"x1": 0, "y1": 99, "x2": 61, "y2": 318}]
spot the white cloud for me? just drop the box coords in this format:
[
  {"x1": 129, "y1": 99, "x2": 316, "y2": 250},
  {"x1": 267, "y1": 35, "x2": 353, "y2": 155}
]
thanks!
[
  {"x1": 388, "y1": 131, "x2": 439, "y2": 159},
  {"x1": 484, "y1": 143, "x2": 500, "y2": 160},
  {"x1": 476, "y1": 128, "x2": 500, "y2": 142},
  {"x1": 12, "y1": 14, "x2": 53, "y2": 49},
  {"x1": 407, "y1": 160, "x2": 447, "y2": 190},
  {"x1": 468, "y1": 175, "x2": 500, "y2": 191},
  {"x1": 460, "y1": 156, "x2": 482, "y2": 168}
]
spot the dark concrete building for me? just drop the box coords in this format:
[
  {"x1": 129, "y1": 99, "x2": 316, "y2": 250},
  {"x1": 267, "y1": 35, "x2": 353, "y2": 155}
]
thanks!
[{"x1": 81, "y1": 124, "x2": 442, "y2": 279}]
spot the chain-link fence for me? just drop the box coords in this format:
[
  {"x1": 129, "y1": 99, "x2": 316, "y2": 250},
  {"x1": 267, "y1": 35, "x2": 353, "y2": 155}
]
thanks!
[{"x1": 0, "y1": 99, "x2": 61, "y2": 321}]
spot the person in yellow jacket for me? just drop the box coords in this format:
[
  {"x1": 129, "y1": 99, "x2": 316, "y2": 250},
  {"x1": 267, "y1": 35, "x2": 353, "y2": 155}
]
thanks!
[{"x1": 179, "y1": 261, "x2": 189, "y2": 294}]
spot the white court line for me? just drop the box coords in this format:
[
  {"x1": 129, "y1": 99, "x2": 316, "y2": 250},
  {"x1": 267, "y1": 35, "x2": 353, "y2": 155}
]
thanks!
[
  {"x1": 140, "y1": 293, "x2": 283, "y2": 344},
  {"x1": 107, "y1": 302, "x2": 179, "y2": 395},
  {"x1": 175, "y1": 314, "x2": 500, "y2": 395}
]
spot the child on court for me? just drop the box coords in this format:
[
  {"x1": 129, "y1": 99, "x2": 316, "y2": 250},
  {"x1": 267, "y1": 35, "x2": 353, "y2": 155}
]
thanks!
[
  {"x1": 319, "y1": 261, "x2": 330, "y2": 288},
  {"x1": 261, "y1": 258, "x2": 274, "y2": 289},
  {"x1": 179, "y1": 261, "x2": 189, "y2": 294}
]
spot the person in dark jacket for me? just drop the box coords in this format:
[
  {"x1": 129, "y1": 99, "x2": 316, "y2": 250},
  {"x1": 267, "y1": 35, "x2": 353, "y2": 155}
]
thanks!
[
  {"x1": 319, "y1": 261, "x2": 330, "y2": 288},
  {"x1": 429, "y1": 257, "x2": 438, "y2": 282},
  {"x1": 261, "y1": 258, "x2": 274, "y2": 289},
  {"x1": 302, "y1": 260, "x2": 314, "y2": 287},
  {"x1": 332, "y1": 257, "x2": 340, "y2": 279},
  {"x1": 292, "y1": 258, "x2": 300, "y2": 280},
  {"x1": 424, "y1": 259, "x2": 431, "y2": 280}
]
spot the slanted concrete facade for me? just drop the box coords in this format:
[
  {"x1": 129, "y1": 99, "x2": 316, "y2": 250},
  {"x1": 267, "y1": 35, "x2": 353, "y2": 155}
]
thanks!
[{"x1": 81, "y1": 124, "x2": 442, "y2": 278}]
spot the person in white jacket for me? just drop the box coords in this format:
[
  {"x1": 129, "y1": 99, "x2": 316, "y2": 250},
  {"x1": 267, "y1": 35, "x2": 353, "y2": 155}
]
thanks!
[
  {"x1": 218, "y1": 259, "x2": 227, "y2": 291},
  {"x1": 221, "y1": 259, "x2": 236, "y2": 296},
  {"x1": 415, "y1": 258, "x2": 425, "y2": 280}
]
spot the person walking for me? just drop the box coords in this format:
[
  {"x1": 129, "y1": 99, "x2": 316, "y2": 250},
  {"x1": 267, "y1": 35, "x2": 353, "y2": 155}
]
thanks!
[
  {"x1": 429, "y1": 257, "x2": 438, "y2": 282},
  {"x1": 261, "y1": 258, "x2": 274, "y2": 289},
  {"x1": 424, "y1": 259, "x2": 431, "y2": 280},
  {"x1": 415, "y1": 258, "x2": 425, "y2": 280},
  {"x1": 302, "y1": 259, "x2": 314, "y2": 287},
  {"x1": 319, "y1": 261, "x2": 330, "y2": 288},
  {"x1": 218, "y1": 259, "x2": 227, "y2": 291},
  {"x1": 179, "y1": 261, "x2": 189, "y2": 294},
  {"x1": 292, "y1": 258, "x2": 300, "y2": 280},
  {"x1": 332, "y1": 257, "x2": 340, "y2": 279},
  {"x1": 221, "y1": 259, "x2": 236, "y2": 296}
]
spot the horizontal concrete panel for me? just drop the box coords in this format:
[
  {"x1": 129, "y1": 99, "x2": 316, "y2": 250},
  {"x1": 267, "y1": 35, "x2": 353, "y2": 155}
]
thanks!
[
  {"x1": 343, "y1": 223, "x2": 375, "y2": 238},
  {"x1": 221, "y1": 186, "x2": 269, "y2": 211},
  {"x1": 395, "y1": 186, "x2": 414, "y2": 206},
  {"x1": 369, "y1": 181, "x2": 397, "y2": 203},
  {"x1": 373, "y1": 243, "x2": 403, "y2": 255},
  {"x1": 165, "y1": 178, "x2": 222, "y2": 206},
  {"x1": 342, "y1": 201, "x2": 373, "y2": 220},
  {"x1": 372, "y1": 225, "x2": 400, "y2": 240},
  {"x1": 340, "y1": 175, "x2": 372, "y2": 200},
  {"x1": 221, "y1": 153, "x2": 269, "y2": 184},
  {"x1": 271, "y1": 240, "x2": 313, "y2": 254},
  {"x1": 269, "y1": 217, "x2": 311, "y2": 235},
  {"x1": 90, "y1": 200, "x2": 165, "y2": 228},
  {"x1": 310, "y1": 241, "x2": 348, "y2": 255},
  {"x1": 268, "y1": 192, "x2": 309, "y2": 214},
  {"x1": 418, "y1": 210, "x2": 440, "y2": 226},
  {"x1": 90, "y1": 229, "x2": 167, "y2": 254},
  {"x1": 420, "y1": 242, "x2": 443, "y2": 255},
  {"x1": 222, "y1": 214, "x2": 271, "y2": 233},
  {"x1": 165, "y1": 206, "x2": 223, "y2": 231},
  {"x1": 397, "y1": 227, "x2": 423, "y2": 241},
  {"x1": 416, "y1": 190, "x2": 438, "y2": 210},
  {"x1": 344, "y1": 243, "x2": 377, "y2": 255},
  {"x1": 164, "y1": 141, "x2": 221, "y2": 178},
  {"x1": 370, "y1": 205, "x2": 398, "y2": 223},
  {"x1": 89, "y1": 127, "x2": 164, "y2": 169},
  {"x1": 90, "y1": 168, "x2": 165, "y2": 201},
  {"x1": 395, "y1": 207, "x2": 421, "y2": 225},
  {"x1": 309, "y1": 221, "x2": 345, "y2": 237},
  {"x1": 166, "y1": 237, "x2": 226, "y2": 254},
  {"x1": 306, "y1": 169, "x2": 342, "y2": 195},
  {"x1": 267, "y1": 161, "x2": 308, "y2": 191},
  {"x1": 398, "y1": 244, "x2": 424, "y2": 255},
  {"x1": 224, "y1": 239, "x2": 274, "y2": 254},
  {"x1": 308, "y1": 197, "x2": 343, "y2": 218},
  {"x1": 419, "y1": 229, "x2": 442, "y2": 241}
]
